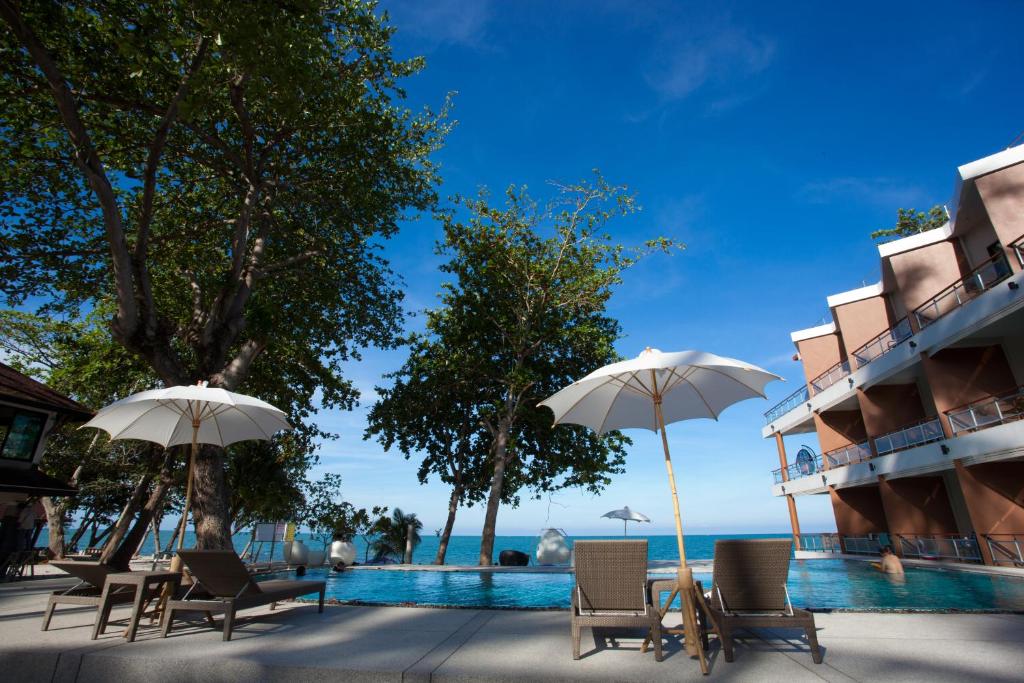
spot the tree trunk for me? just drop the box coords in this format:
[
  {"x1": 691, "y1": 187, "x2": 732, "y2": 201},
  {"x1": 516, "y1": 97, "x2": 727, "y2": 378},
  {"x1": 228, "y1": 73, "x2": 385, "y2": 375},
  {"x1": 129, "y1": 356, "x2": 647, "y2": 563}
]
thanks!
[
  {"x1": 40, "y1": 497, "x2": 66, "y2": 559},
  {"x1": 434, "y1": 484, "x2": 461, "y2": 565},
  {"x1": 151, "y1": 517, "x2": 162, "y2": 557},
  {"x1": 67, "y1": 509, "x2": 93, "y2": 551},
  {"x1": 191, "y1": 444, "x2": 233, "y2": 549},
  {"x1": 107, "y1": 450, "x2": 176, "y2": 569},
  {"x1": 99, "y1": 473, "x2": 154, "y2": 565},
  {"x1": 479, "y1": 424, "x2": 510, "y2": 566}
]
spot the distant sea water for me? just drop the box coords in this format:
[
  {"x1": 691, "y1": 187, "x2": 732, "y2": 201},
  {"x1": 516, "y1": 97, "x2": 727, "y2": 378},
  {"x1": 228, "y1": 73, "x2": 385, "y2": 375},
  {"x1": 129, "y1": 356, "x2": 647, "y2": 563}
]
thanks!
[{"x1": 40, "y1": 530, "x2": 790, "y2": 565}]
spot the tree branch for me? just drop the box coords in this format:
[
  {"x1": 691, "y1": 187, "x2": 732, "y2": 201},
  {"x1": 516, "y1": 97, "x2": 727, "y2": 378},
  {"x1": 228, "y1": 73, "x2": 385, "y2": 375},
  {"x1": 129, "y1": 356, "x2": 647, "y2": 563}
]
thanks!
[{"x1": 0, "y1": 0, "x2": 138, "y2": 337}]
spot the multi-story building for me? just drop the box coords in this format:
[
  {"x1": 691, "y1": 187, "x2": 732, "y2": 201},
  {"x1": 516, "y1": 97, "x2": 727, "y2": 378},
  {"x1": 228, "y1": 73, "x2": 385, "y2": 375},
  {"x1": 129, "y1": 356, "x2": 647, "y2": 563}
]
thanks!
[{"x1": 764, "y1": 145, "x2": 1024, "y2": 567}]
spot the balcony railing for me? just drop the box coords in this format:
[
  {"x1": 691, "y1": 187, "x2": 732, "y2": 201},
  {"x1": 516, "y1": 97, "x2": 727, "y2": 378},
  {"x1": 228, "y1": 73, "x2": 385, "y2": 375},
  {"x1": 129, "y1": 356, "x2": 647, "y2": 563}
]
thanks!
[
  {"x1": 985, "y1": 534, "x2": 1024, "y2": 567},
  {"x1": 896, "y1": 534, "x2": 982, "y2": 563},
  {"x1": 1010, "y1": 234, "x2": 1024, "y2": 269},
  {"x1": 911, "y1": 252, "x2": 1012, "y2": 330},
  {"x1": 851, "y1": 318, "x2": 912, "y2": 368},
  {"x1": 873, "y1": 417, "x2": 944, "y2": 456},
  {"x1": 797, "y1": 533, "x2": 842, "y2": 553},
  {"x1": 842, "y1": 536, "x2": 882, "y2": 555},
  {"x1": 772, "y1": 451, "x2": 823, "y2": 484},
  {"x1": 946, "y1": 386, "x2": 1024, "y2": 435},
  {"x1": 764, "y1": 384, "x2": 810, "y2": 425},
  {"x1": 809, "y1": 359, "x2": 851, "y2": 395},
  {"x1": 824, "y1": 441, "x2": 872, "y2": 468}
]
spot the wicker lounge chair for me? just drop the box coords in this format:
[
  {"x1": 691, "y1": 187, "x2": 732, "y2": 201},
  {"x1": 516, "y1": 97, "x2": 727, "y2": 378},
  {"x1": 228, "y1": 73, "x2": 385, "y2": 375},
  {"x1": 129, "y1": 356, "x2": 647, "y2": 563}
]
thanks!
[
  {"x1": 161, "y1": 549, "x2": 326, "y2": 641},
  {"x1": 571, "y1": 540, "x2": 663, "y2": 662},
  {"x1": 42, "y1": 561, "x2": 135, "y2": 638},
  {"x1": 696, "y1": 539, "x2": 822, "y2": 664}
]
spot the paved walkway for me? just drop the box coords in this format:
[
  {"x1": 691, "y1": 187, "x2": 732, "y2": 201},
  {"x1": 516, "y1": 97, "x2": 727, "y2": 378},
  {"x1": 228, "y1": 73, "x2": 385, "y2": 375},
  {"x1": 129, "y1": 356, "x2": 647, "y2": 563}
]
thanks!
[{"x1": 2, "y1": 576, "x2": 1022, "y2": 682}]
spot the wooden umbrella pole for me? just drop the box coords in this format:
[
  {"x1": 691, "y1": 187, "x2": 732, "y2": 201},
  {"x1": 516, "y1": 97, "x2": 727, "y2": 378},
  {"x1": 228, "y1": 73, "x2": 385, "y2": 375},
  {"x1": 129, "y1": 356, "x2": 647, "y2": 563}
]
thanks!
[{"x1": 159, "y1": 410, "x2": 199, "y2": 614}]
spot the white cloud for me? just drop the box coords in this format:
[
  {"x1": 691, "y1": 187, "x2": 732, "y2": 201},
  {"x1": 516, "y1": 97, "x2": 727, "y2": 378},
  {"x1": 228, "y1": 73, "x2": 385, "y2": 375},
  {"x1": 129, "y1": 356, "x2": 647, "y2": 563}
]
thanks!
[
  {"x1": 796, "y1": 177, "x2": 931, "y2": 209},
  {"x1": 384, "y1": 0, "x2": 493, "y2": 50},
  {"x1": 644, "y1": 24, "x2": 776, "y2": 102}
]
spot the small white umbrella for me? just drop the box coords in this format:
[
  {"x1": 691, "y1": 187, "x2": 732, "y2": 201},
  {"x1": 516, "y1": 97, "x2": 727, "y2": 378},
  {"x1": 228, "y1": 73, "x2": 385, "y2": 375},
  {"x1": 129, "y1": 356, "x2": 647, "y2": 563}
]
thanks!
[
  {"x1": 602, "y1": 506, "x2": 651, "y2": 537},
  {"x1": 540, "y1": 347, "x2": 780, "y2": 666},
  {"x1": 82, "y1": 383, "x2": 292, "y2": 555}
]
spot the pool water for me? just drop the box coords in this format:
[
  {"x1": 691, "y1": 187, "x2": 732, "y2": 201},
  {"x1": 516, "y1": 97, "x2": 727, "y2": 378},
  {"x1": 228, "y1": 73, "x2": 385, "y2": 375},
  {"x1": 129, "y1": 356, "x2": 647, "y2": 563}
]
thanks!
[{"x1": 269, "y1": 559, "x2": 1024, "y2": 612}]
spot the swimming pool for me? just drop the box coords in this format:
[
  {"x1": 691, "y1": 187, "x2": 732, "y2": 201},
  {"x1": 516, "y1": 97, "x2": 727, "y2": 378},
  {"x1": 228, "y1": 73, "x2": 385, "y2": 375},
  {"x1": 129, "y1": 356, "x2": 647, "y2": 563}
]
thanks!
[{"x1": 268, "y1": 559, "x2": 1024, "y2": 612}]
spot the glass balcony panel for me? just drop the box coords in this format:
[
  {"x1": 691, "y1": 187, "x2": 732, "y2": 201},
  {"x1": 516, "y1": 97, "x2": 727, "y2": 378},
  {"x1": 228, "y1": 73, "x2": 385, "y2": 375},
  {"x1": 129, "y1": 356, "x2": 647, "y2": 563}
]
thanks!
[{"x1": 873, "y1": 417, "x2": 944, "y2": 456}]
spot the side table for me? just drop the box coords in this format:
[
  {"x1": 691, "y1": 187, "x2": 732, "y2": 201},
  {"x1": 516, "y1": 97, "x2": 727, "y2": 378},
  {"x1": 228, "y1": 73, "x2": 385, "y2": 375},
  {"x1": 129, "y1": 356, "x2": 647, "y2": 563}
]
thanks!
[{"x1": 94, "y1": 570, "x2": 182, "y2": 642}]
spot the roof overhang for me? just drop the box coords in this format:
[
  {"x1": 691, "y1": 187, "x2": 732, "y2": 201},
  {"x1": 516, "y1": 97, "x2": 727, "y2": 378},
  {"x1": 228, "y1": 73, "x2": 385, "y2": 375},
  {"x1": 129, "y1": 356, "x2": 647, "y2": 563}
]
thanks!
[
  {"x1": 0, "y1": 467, "x2": 77, "y2": 497},
  {"x1": 826, "y1": 282, "x2": 884, "y2": 308},
  {"x1": 790, "y1": 322, "x2": 836, "y2": 344}
]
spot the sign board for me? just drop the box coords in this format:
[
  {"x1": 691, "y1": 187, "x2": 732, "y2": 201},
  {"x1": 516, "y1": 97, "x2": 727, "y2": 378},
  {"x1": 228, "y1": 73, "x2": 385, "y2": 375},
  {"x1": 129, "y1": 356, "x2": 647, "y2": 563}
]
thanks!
[
  {"x1": 254, "y1": 523, "x2": 279, "y2": 542},
  {"x1": 283, "y1": 522, "x2": 296, "y2": 542}
]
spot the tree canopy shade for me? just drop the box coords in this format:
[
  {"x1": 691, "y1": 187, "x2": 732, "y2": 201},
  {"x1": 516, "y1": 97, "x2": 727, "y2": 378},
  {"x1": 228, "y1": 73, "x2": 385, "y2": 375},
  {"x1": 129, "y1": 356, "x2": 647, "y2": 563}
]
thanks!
[
  {"x1": 871, "y1": 205, "x2": 947, "y2": 242},
  {"x1": 422, "y1": 177, "x2": 681, "y2": 565},
  {"x1": 0, "y1": 1, "x2": 449, "y2": 547}
]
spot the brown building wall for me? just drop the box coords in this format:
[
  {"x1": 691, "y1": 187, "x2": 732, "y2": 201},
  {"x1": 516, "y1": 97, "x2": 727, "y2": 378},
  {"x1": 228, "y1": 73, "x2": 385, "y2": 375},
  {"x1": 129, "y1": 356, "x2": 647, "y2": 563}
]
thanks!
[
  {"x1": 857, "y1": 384, "x2": 927, "y2": 437},
  {"x1": 797, "y1": 333, "x2": 845, "y2": 386},
  {"x1": 833, "y1": 296, "x2": 895, "y2": 359},
  {"x1": 830, "y1": 486, "x2": 888, "y2": 536},
  {"x1": 878, "y1": 475, "x2": 959, "y2": 535},
  {"x1": 887, "y1": 241, "x2": 964, "y2": 315},
  {"x1": 920, "y1": 346, "x2": 1016, "y2": 417},
  {"x1": 975, "y1": 162, "x2": 1024, "y2": 272},
  {"x1": 813, "y1": 410, "x2": 868, "y2": 454},
  {"x1": 955, "y1": 461, "x2": 1024, "y2": 535}
]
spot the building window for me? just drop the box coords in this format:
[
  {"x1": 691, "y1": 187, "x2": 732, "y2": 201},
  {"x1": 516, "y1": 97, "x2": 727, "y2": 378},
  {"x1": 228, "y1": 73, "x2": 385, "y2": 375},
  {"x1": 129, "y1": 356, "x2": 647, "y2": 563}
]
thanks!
[{"x1": 0, "y1": 406, "x2": 48, "y2": 462}]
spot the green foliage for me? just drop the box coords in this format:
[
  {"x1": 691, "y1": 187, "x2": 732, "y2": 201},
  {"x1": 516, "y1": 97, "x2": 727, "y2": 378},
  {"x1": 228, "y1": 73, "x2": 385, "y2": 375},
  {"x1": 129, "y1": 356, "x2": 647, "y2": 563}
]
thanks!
[
  {"x1": 871, "y1": 205, "x2": 947, "y2": 242},
  {"x1": 369, "y1": 507, "x2": 422, "y2": 561},
  {"x1": 0, "y1": 0, "x2": 449, "y2": 432},
  {"x1": 300, "y1": 472, "x2": 386, "y2": 549}
]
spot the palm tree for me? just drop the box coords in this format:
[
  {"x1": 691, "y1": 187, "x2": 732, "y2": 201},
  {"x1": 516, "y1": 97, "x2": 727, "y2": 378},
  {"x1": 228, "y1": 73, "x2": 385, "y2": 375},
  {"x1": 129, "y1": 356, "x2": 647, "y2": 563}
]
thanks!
[{"x1": 369, "y1": 508, "x2": 423, "y2": 563}]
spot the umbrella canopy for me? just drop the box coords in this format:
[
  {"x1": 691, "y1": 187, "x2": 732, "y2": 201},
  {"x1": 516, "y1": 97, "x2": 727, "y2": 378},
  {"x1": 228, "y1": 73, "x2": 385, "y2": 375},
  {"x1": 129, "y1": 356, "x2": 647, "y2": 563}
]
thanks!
[
  {"x1": 601, "y1": 506, "x2": 651, "y2": 537},
  {"x1": 601, "y1": 506, "x2": 651, "y2": 523},
  {"x1": 83, "y1": 384, "x2": 292, "y2": 448},
  {"x1": 539, "y1": 348, "x2": 779, "y2": 435},
  {"x1": 82, "y1": 383, "x2": 291, "y2": 557}
]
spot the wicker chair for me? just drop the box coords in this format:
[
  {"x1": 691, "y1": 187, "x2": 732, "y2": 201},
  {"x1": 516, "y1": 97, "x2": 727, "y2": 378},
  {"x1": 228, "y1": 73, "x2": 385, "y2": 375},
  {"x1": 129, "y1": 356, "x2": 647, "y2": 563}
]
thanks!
[
  {"x1": 43, "y1": 561, "x2": 136, "y2": 638},
  {"x1": 696, "y1": 539, "x2": 821, "y2": 664},
  {"x1": 571, "y1": 540, "x2": 663, "y2": 662}
]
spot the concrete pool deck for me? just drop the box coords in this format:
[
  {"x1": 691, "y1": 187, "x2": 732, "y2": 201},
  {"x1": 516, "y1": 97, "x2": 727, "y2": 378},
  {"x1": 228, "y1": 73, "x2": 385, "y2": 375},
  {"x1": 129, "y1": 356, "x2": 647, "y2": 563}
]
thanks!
[{"x1": 3, "y1": 575, "x2": 1023, "y2": 682}]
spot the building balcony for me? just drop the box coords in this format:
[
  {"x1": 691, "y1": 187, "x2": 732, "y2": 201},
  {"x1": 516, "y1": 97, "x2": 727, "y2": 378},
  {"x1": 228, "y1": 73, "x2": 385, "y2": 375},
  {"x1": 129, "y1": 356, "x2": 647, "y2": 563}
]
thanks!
[
  {"x1": 763, "y1": 384, "x2": 810, "y2": 425},
  {"x1": 911, "y1": 252, "x2": 1012, "y2": 330},
  {"x1": 772, "y1": 449, "x2": 822, "y2": 484},
  {"x1": 1011, "y1": 234, "x2": 1024, "y2": 269},
  {"x1": 824, "y1": 441, "x2": 872, "y2": 468},
  {"x1": 809, "y1": 359, "x2": 851, "y2": 395},
  {"x1": 873, "y1": 417, "x2": 945, "y2": 457},
  {"x1": 851, "y1": 318, "x2": 912, "y2": 368},
  {"x1": 947, "y1": 386, "x2": 1024, "y2": 435}
]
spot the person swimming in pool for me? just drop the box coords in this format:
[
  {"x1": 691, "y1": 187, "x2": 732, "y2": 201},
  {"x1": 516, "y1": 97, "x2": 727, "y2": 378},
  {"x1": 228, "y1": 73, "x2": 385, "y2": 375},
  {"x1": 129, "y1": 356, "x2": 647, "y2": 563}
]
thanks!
[{"x1": 872, "y1": 545, "x2": 904, "y2": 574}]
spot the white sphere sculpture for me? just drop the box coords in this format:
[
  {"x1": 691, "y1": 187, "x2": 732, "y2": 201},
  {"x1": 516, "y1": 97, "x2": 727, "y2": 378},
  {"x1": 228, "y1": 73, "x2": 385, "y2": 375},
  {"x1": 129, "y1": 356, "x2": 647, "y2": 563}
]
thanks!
[
  {"x1": 330, "y1": 540, "x2": 357, "y2": 565},
  {"x1": 283, "y1": 540, "x2": 309, "y2": 565},
  {"x1": 536, "y1": 528, "x2": 571, "y2": 565}
]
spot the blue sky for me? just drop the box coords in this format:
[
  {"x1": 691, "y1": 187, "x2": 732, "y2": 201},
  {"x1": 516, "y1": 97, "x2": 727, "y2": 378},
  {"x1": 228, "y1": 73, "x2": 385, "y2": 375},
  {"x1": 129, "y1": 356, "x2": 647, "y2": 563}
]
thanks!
[{"x1": 309, "y1": 0, "x2": 1024, "y2": 536}]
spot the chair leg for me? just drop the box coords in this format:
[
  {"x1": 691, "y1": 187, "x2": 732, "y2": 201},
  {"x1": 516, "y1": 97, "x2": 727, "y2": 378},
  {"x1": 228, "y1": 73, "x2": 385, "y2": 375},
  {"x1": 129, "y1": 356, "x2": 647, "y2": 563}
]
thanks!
[
  {"x1": 222, "y1": 607, "x2": 236, "y2": 641},
  {"x1": 805, "y1": 624, "x2": 823, "y2": 664},
  {"x1": 205, "y1": 611, "x2": 217, "y2": 628},
  {"x1": 160, "y1": 608, "x2": 175, "y2": 638},
  {"x1": 651, "y1": 619, "x2": 664, "y2": 663},
  {"x1": 571, "y1": 618, "x2": 581, "y2": 660},
  {"x1": 125, "y1": 588, "x2": 147, "y2": 642},
  {"x1": 318, "y1": 589, "x2": 325, "y2": 613},
  {"x1": 92, "y1": 589, "x2": 115, "y2": 640},
  {"x1": 720, "y1": 626, "x2": 735, "y2": 663},
  {"x1": 41, "y1": 597, "x2": 56, "y2": 631}
]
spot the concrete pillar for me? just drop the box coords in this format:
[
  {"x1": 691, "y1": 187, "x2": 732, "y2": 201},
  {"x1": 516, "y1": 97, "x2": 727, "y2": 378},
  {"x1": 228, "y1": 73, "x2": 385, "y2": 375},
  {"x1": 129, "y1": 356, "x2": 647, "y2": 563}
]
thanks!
[
  {"x1": 775, "y1": 432, "x2": 802, "y2": 549},
  {"x1": 952, "y1": 460, "x2": 995, "y2": 566}
]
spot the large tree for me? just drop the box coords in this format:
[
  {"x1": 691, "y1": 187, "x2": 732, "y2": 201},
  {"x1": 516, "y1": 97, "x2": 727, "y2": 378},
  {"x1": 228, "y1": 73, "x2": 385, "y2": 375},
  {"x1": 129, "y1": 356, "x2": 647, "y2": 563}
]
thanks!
[
  {"x1": 0, "y1": 1, "x2": 448, "y2": 547},
  {"x1": 428, "y1": 177, "x2": 679, "y2": 565},
  {"x1": 366, "y1": 335, "x2": 495, "y2": 564}
]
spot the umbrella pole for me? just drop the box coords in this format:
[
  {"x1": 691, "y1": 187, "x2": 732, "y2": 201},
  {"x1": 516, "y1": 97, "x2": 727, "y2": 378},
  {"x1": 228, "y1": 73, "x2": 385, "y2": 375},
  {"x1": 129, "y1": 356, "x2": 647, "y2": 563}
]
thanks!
[
  {"x1": 161, "y1": 416, "x2": 199, "y2": 613},
  {"x1": 646, "y1": 397, "x2": 705, "y2": 670}
]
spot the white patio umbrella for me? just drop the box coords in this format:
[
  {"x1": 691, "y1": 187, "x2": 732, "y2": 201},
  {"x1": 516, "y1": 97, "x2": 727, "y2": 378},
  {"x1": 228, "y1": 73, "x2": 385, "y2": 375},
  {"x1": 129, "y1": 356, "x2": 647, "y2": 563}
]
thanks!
[
  {"x1": 539, "y1": 347, "x2": 780, "y2": 664},
  {"x1": 82, "y1": 383, "x2": 292, "y2": 556},
  {"x1": 602, "y1": 506, "x2": 651, "y2": 537}
]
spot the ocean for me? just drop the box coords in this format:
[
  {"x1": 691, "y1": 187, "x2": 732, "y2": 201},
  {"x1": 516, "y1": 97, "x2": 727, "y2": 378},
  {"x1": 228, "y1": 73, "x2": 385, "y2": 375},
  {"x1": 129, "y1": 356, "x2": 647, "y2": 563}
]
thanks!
[{"x1": 41, "y1": 529, "x2": 791, "y2": 565}]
